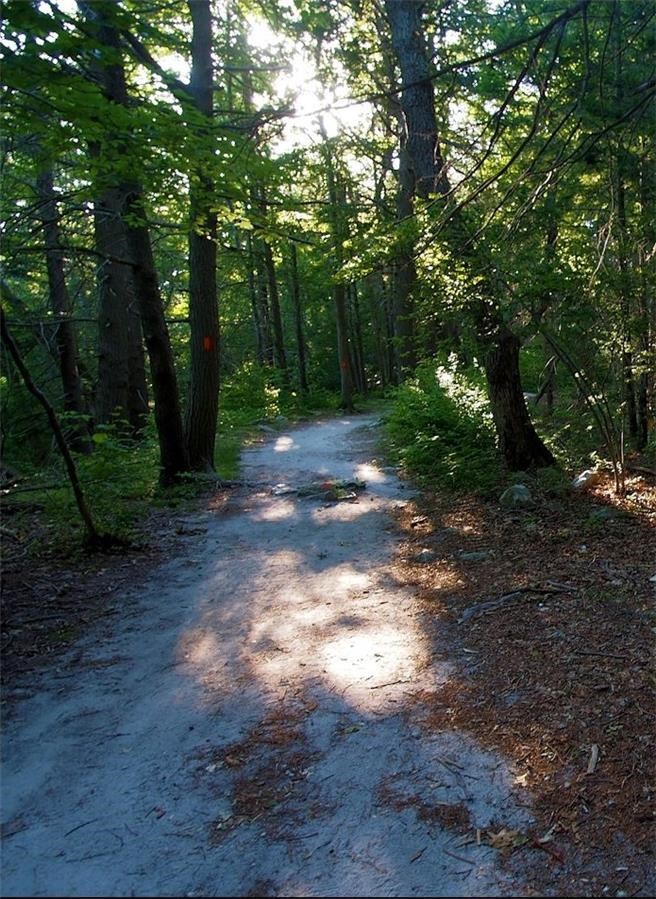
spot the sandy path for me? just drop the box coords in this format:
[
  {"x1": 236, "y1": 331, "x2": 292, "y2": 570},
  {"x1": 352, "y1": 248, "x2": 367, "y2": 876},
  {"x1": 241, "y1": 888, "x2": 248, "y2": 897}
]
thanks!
[{"x1": 1, "y1": 414, "x2": 531, "y2": 897}]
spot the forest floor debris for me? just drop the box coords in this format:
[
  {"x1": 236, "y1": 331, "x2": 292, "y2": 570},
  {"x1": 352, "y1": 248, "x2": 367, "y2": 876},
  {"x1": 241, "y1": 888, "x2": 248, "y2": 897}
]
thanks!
[{"x1": 391, "y1": 471, "x2": 656, "y2": 897}]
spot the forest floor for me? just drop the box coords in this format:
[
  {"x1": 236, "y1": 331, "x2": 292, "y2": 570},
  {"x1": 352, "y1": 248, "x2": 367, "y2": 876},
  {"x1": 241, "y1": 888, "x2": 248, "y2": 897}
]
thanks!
[{"x1": 1, "y1": 413, "x2": 654, "y2": 897}]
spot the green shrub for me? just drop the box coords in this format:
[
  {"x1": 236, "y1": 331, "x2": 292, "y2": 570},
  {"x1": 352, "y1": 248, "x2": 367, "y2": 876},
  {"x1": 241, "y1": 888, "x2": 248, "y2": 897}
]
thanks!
[{"x1": 384, "y1": 361, "x2": 503, "y2": 494}]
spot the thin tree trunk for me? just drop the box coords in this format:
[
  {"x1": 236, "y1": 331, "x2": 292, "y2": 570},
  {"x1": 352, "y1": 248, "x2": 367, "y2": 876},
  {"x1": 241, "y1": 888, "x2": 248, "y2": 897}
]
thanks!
[
  {"x1": 124, "y1": 190, "x2": 189, "y2": 482},
  {"x1": 185, "y1": 0, "x2": 220, "y2": 471},
  {"x1": 246, "y1": 234, "x2": 266, "y2": 364},
  {"x1": 93, "y1": 187, "x2": 131, "y2": 429},
  {"x1": 349, "y1": 282, "x2": 367, "y2": 394},
  {"x1": 35, "y1": 168, "x2": 91, "y2": 452},
  {"x1": 1, "y1": 308, "x2": 99, "y2": 543},
  {"x1": 263, "y1": 241, "x2": 288, "y2": 379},
  {"x1": 289, "y1": 242, "x2": 308, "y2": 394},
  {"x1": 320, "y1": 124, "x2": 354, "y2": 411},
  {"x1": 254, "y1": 240, "x2": 274, "y2": 365}
]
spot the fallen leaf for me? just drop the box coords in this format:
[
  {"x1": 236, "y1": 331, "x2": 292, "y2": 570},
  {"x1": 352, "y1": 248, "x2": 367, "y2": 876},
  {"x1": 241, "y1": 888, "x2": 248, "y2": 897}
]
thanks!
[{"x1": 486, "y1": 828, "x2": 528, "y2": 850}]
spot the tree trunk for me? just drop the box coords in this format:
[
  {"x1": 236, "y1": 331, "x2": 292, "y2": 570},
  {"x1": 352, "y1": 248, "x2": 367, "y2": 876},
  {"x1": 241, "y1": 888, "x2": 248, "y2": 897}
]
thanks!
[
  {"x1": 1, "y1": 308, "x2": 99, "y2": 543},
  {"x1": 185, "y1": 0, "x2": 220, "y2": 471},
  {"x1": 349, "y1": 282, "x2": 367, "y2": 394},
  {"x1": 384, "y1": 0, "x2": 554, "y2": 469},
  {"x1": 126, "y1": 275, "x2": 149, "y2": 435},
  {"x1": 93, "y1": 188, "x2": 132, "y2": 429},
  {"x1": 124, "y1": 190, "x2": 189, "y2": 483},
  {"x1": 84, "y1": 1, "x2": 148, "y2": 436},
  {"x1": 82, "y1": 0, "x2": 188, "y2": 478},
  {"x1": 289, "y1": 242, "x2": 308, "y2": 394},
  {"x1": 334, "y1": 281, "x2": 354, "y2": 410},
  {"x1": 485, "y1": 329, "x2": 556, "y2": 470},
  {"x1": 263, "y1": 241, "x2": 288, "y2": 379},
  {"x1": 35, "y1": 167, "x2": 91, "y2": 452},
  {"x1": 253, "y1": 239, "x2": 274, "y2": 365},
  {"x1": 246, "y1": 234, "x2": 266, "y2": 365},
  {"x1": 384, "y1": 0, "x2": 447, "y2": 199}
]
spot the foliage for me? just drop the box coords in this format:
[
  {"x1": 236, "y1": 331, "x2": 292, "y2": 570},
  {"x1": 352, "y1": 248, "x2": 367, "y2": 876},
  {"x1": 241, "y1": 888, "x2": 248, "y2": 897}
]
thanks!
[{"x1": 385, "y1": 361, "x2": 503, "y2": 494}]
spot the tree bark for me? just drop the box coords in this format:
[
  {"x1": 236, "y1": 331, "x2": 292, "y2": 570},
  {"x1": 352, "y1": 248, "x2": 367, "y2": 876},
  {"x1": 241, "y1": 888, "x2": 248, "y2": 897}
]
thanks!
[
  {"x1": 124, "y1": 190, "x2": 189, "y2": 482},
  {"x1": 384, "y1": 0, "x2": 554, "y2": 469},
  {"x1": 35, "y1": 167, "x2": 91, "y2": 452},
  {"x1": 319, "y1": 122, "x2": 354, "y2": 410},
  {"x1": 93, "y1": 187, "x2": 132, "y2": 429},
  {"x1": 289, "y1": 242, "x2": 308, "y2": 394},
  {"x1": 262, "y1": 241, "x2": 288, "y2": 379},
  {"x1": 185, "y1": 0, "x2": 220, "y2": 471},
  {"x1": 82, "y1": 0, "x2": 188, "y2": 479},
  {"x1": 485, "y1": 329, "x2": 555, "y2": 470},
  {"x1": 84, "y1": 1, "x2": 148, "y2": 436}
]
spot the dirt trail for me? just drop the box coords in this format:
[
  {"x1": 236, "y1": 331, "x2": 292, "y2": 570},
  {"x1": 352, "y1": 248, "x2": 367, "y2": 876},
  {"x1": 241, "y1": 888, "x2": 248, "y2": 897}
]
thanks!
[{"x1": 1, "y1": 414, "x2": 533, "y2": 897}]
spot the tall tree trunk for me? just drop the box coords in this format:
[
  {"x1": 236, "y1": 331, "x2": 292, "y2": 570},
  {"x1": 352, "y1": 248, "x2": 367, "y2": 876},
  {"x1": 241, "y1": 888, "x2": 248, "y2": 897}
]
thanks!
[
  {"x1": 485, "y1": 329, "x2": 556, "y2": 470},
  {"x1": 349, "y1": 282, "x2": 367, "y2": 394},
  {"x1": 613, "y1": 1, "x2": 639, "y2": 445},
  {"x1": 391, "y1": 146, "x2": 418, "y2": 378},
  {"x1": 185, "y1": 0, "x2": 220, "y2": 471},
  {"x1": 262, "y1": 241, "x2": 288, "y2": 379},
  {"x1": 384, "y1": 0, "x2": 554, "y2": 469},
  {"x1": 93, "y1": 187, "x2": 132, "y2": 429},
  {"x1": 289, "y1": 242, "x2": 308, "y2": 394},
  {"x1": 124, "y1": 190, "x2": 189, "y2": 483},
  {"x1": 246, "y1": 234, "x2": 266, "y2": 365},
  {"x1": 637, "y1": 144, "x2": 653, "y2": 449},
  {"x1": 35, "y1": 167, "x2": 91, "y2": 453},
  {"x1": 334, "y1": 280, "x2": 354, "y2": 410},
  {"x1": 320, "y1": 124, "x2": 354, "y2": 411},
  {"x1": 84, "y1": 0, "x2": 148, "y2": 436},
  {"x1": 247, "y1": 234, "x2": 273, "y2": 365},
  {"x1": 125, "y1": 275, "x2": 149, "y2": 434},
  {"x1": 82, "y1": 0, "x2": 188, "y2": 479}
]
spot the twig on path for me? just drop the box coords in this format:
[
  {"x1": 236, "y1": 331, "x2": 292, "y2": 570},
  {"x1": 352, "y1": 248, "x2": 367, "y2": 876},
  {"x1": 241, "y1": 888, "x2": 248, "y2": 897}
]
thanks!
[
  {"x1": 64, "y1": 818, "x2": 100, "y2": 837},
  {"x1": 574, "y1": 649, "x2": 629, "y2": 660},
  {"x1": 410, "y1": 846, "x2": 427, "y2": 863},
  {"x1": 458, "y1": 583, "x2": 577, "y2": 624},
  {"x1": 369, "y1": 679, "x2": 412, "y2": 690},
  {"x1": 443, "y1": 848, "x2": 476, "y2": 865}
]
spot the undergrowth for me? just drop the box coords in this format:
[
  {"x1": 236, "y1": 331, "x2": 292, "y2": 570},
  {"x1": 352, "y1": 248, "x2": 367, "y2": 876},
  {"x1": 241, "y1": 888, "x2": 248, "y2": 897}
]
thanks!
[
  {"x1": 3, "y1": 363, "x2": 341, "y2": 552},
  {"x1": 384, "y1": 361, "x2": 504, "y2": 495}
]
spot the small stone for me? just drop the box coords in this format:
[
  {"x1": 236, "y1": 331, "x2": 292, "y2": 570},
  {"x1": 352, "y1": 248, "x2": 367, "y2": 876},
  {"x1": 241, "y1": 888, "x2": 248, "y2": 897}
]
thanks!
[
  {"x1": 500, "y1": 484, "x2": 534, "y2": 508},
  {"x1": 459, "y1": 550, "x2": 493, "y2": 562},
  {"x1": 413, "y1": 548, "x2": 437, "y2": 564},
  {"x1": 588, "y1": 505, "x2": 620, "y2": 522}
]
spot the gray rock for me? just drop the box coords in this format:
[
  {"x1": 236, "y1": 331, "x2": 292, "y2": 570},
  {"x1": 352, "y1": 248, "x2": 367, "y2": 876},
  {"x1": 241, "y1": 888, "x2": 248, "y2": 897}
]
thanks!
[
  {"x1": 413, "y1": 548, "x2": 438, "y2": 564},
  {"x1": 271, "y1": 484, "x2": 297, "y2": 496},
  {"x1": 499, "y1": 484, "x2": 534, "y2": 508},
  {"x1": 588, "y1": 505, "x2": 620, "y2": 522},
  {"x1": 459, "y1": 550, "x2": 493, "y2": 562}
]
